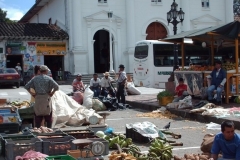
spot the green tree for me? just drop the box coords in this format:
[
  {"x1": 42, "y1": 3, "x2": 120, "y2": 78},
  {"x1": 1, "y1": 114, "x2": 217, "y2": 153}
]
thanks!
[{"x1": 0, "y1": 8, "x2": 14, "y2": 23}]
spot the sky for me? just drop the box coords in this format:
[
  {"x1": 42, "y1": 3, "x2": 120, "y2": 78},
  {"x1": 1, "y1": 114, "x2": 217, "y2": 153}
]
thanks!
[{"x1": 0, "y1": 0, "x2": 35, "y2": 20}]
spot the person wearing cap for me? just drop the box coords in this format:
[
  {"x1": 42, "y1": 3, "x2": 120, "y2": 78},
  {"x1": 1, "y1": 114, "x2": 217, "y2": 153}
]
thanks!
[
  {"x1": 117, "y1": 64, "x2": 127, "y2": 104},
  {"x1": 90, "y1": 73, "x2": 101, "y2": 97},
  {"x1": 173, "y1": 78, "x2": 188, "y2": 102},
  {"x1": 205, "y1": 61, "x2": 226, "y2": 105},
  {"x1": 72, "y1": 74, "x2": 85, "y2": 104},
  {"x1": 24, "y1": 65, "x2": 59, "y2": 128},
  {"x1": 101, "y1": 72, "x2": 115, "y2": 97}
]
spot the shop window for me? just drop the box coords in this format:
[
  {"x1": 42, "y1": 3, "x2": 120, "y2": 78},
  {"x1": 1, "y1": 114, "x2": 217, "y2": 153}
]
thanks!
[
  {"x1": 202, "y1": 0, "x2": 209, "y2": 8},
  {"x1": 151, "y1": 0, "x2": 162, "y2": 5},
  {"x1": 98, "y1": 0, "x2": 107, "y2": 3}
]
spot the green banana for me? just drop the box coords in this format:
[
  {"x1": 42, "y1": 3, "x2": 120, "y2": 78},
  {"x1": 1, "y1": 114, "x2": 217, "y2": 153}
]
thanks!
[{"x1": 149, "y1": 152, "x2": 158, "y2": 158}]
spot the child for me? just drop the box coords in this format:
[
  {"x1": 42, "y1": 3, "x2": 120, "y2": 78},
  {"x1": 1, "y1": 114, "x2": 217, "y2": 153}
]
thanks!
[{"x1": 173, "y1": 78, "x2": 188, "y2": 102}]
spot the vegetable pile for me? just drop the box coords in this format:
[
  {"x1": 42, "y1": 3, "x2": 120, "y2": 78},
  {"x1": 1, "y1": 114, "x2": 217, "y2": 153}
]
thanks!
[
  {"x1": 174, "y1": 153, "x2": 210, "y2": 160},
  {"x1": 157, "y1": 91, "x2": 173, "y2": 100},
  {"x1": 10, "y1": 100, "x2": 30, "y2": 109},
  {"x1": 30, "y1": 126, "x2": 54, "y2": 133}
]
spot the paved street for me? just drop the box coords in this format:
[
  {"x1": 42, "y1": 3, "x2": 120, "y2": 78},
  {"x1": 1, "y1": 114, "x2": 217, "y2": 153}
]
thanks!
[{"x1": 1, "y1": 85, "x2": 240, "y2": 158}]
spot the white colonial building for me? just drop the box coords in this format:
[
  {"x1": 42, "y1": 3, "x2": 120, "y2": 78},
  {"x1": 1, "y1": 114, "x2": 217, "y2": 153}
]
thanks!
[{"x1": 20, "y1": 0, "x2": 234, "y2": 74}]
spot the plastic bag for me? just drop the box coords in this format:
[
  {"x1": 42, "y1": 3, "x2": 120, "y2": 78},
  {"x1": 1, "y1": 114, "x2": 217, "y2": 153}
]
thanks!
[
  {"x1": 127, "y1": 82, "x2": 141, "y2": 95},
  {"x1": 82, "y1": 87, "x2": 94, "y2": 108}
]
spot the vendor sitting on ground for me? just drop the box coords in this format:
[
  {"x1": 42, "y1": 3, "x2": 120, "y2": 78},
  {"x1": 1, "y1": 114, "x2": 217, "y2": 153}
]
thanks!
[
  {"x1": 72, "y1": 74, "x2": 85, "y2": 104},
  {"x1": 101, "y1": 72, "x2": 115, "y2": 97},
  {"x1": 206, "y1": 60, "x2": 226, "y2": 105},
  {"x1": 90, "y1": 73, "x2": 101, "y2": 97},
  {"x1": 172, "y1": 78, "x2": 188, "y2": 102},
  {"x1": 210, "y1": 120, "x2": 240, "y2": 160}
]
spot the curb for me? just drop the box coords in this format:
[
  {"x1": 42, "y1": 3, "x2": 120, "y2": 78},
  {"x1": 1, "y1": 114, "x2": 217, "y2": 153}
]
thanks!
[{"x1": 126, "y1": 100, "x2": 240, "y2": 130}]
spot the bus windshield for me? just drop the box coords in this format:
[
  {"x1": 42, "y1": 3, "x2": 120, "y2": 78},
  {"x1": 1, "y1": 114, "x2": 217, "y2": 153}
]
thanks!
[
  {"x1": 134, "y1": 45, "x2": 148, "y2": 59},
  {"x1": 153, "y1": 44, "x2": 175, "y2": 66}
]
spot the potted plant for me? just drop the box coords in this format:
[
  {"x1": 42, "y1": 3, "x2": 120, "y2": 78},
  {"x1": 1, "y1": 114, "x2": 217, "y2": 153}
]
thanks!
[{"x1": 157, "y1": 90, "x2": 174, "y2": 106}]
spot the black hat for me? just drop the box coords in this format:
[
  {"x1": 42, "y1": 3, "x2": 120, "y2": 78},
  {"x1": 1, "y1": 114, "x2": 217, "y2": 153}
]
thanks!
[{"x1": 119, "y1": 64, "x2": 125, "y2": 68}]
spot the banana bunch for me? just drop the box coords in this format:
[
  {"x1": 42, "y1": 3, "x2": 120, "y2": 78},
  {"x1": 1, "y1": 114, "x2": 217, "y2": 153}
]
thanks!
[
  {"x1": 126, "y1": 144, "x2": 143, "y2": 159},
  {"x1": 11, "y1": 100, "x2": 30, "y2": 108},
  {"x1": 104, "y1": 134, "x2": 133, "y2": 149},
  {"x1": 148, "y1": 138, "x2": 173, "y2": 160}
]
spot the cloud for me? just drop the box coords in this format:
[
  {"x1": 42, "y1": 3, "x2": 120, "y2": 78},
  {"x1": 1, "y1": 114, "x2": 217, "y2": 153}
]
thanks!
[{"x1": 1, "y1": 0, "x2": 25, "y2": 20}]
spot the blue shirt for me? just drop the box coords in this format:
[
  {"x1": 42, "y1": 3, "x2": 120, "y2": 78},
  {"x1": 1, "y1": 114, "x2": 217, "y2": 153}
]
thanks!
[{"x1": 211, "y1": 133, "x2": 240, "y2": 159}]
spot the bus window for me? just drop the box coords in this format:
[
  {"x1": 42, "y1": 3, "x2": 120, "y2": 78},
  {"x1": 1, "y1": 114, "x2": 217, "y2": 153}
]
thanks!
[
  {"x1": 134, "y1": 45, "x2": 148, "y2": 59},
  {"x1": 153, "y1": 44, "x2": 175, "y2": 67}
]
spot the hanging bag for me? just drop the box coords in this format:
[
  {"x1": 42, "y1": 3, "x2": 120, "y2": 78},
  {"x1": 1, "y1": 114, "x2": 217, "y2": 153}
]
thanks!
[{"x1": 34, "y1": 94, "x2": 51, "y2": 116}]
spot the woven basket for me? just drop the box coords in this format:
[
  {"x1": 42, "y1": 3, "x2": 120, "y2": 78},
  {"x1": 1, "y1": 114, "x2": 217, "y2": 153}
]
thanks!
[{"x1": 159, "y1": 96, "x2": 174, "y2": 106}]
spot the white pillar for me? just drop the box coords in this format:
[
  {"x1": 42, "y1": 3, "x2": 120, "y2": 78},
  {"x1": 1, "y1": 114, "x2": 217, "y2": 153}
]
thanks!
[
  {"x1": 225, "y1": 0, "x2": 234, "y2": 23},
  {"x1": 109, "y1": 18, "x2": 114, "y2": 72},
  {"x1": 72, "y1": 0, "x2": 83, "y2": 51},
  {"x1": 117, "y1": 21, "x2": 122, "y2": 71},
  {"x1": 180, "y1": 0, "x2": 190, "y2": 32},
  {"x1": 87, "y1": 19, "x2": 94, "y2": 74},
  {"x1": 126, "y1": 0, "x2": 135, "y2": 72}
]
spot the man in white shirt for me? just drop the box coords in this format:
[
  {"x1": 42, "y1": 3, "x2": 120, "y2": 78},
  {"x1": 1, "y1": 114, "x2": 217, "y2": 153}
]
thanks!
[
  {"x1": 101, "y1": 72, "x2": 115, "y2": 97},
  {"x1": 15, "y1": 63, "x2": 22, "y2": 76},
  {"x1": 90, "y1": 73, "x2": 101, "y2": 97},
  {"x1": 117, "y1": 64, "x2": 127, "y2": 104}
]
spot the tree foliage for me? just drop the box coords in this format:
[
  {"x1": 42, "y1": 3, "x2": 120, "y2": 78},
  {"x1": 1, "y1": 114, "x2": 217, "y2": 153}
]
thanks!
[{"x1": 0, "y1": 8, "x2": 15, "y2": 23}]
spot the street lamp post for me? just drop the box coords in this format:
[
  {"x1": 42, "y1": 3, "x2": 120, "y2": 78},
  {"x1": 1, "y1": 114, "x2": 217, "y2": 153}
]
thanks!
[
  {"x1": 167, "y1": 0, "x2": 185, "y2": 66},
  {"x1": 108, "y1": 10, "x2": 114, "y2": 72}
]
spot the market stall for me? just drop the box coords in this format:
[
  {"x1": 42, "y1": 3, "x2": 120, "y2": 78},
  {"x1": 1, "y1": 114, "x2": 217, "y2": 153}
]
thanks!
[{"x1": 163, "y1": 21, "x2": 240, "y2": 103}]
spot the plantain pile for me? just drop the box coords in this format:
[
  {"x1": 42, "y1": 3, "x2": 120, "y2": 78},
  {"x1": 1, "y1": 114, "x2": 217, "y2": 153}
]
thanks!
[
  {"x1": 148, "y1": 138, "x2": 173, "y2": 160},
  {"x1": 10, "y1": 100, "x2": 30, "y2": 109},
  {"x1": 103, "y1": 134, "x2": 133, "y2": 149}
]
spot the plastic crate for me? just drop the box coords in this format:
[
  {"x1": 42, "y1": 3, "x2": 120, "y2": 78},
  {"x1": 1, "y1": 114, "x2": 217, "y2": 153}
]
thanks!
[
  {"x1": 76, "y1": 138, "x2": 109, "y2": 155},
  {"x1": 41, "y1": 135, "x2": 76, "y2": 156},
  {"x1": 67, "y1": 149, "x2": 94, "y2": 158},
  {"x1": 88, "y1": 125, "x2": 107, "y2": 134},
  {"x1": 46, "y1": 155, "x2": 75, "y2": 160},
  {"x1": 126, "y1": 127, "x2": 150, "y2": 143},
  {"x1": 62, "y1": 129, "x2": 94, "y2": 139},
  {"x1": 0, "y1": 123, "x2": 20, "y2": 134},
  {"x1": 0, "y1": 133, "x2": 35, "y2": 156},
  {"x1": 5, "y1": 138, "x2": 42, "y2": 160},
  {"x1": 18, "y1": 106, "x2": 35, "y2": 120}
]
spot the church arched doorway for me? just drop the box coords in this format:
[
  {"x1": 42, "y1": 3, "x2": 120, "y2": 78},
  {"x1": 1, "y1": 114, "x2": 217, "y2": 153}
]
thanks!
[
  {"x1": 146, "y1": 22, "x2": 167, "y2": 40},
  {"x1": 93, "y1": 30, "x2": 114, "y2": 73}
]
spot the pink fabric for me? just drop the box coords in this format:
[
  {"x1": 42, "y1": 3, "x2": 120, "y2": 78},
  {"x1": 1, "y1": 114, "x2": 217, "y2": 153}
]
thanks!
[
  {"x1": 73, "y1": 91, "x2": 84, "y2": 104},
  {"x1": 15, "y1": 150, "x2": 48, "y2": 160},
  {"x1": 229, "y1": 107, "x2": 240, "y2": 111}
]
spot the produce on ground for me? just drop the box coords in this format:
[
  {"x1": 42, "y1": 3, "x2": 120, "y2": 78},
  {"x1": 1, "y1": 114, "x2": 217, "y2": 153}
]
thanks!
[
  {"x1": 30, "y1": 126, "x2": 54, "y2": 133},
  {"x1": 10, "y1": 100, "x2": 30, "y2": 108},
  {"x1": 136, "y1": 111, "x2": 177, "y2": 119},
  {"x1": 102, "y1": 133, "x2": 133, "y2": 149},
  {"x1": 174, "y1": 153, "x2": 210, "y2": 160}
]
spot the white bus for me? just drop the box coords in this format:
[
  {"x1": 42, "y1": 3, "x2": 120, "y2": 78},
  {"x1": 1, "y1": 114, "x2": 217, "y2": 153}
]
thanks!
[
  {"x1": 133, "y1": 40, "x2": 176, "y2": 88},
  {"x1": 133, "y1": 40, "x2": 215, "y2": 88}
]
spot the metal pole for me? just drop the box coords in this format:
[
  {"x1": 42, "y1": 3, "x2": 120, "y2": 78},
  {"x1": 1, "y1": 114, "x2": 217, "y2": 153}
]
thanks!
[{"x1": 109, "y1": 18, "x2": 114, "y2": 72}]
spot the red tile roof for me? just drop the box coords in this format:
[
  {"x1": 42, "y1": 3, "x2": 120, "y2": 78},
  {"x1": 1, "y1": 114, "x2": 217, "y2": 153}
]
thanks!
[{"x1": 0, "y1": 23, "x2": 69, "y2": 40}]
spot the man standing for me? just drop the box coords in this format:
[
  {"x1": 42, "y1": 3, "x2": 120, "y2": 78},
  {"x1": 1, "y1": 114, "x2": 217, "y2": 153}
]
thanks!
[
  {"x1": 210, "y1": 120, "x2": 240, "y2": 160},
  {"x1": 117, "y1": 64, "x2": 127, "y2": 104},
  {"x1": 24, "y1": 65, "x2": 59, "y2": 128},
  {"x1": 206, "y1": 61, "x2": 226, "y2": 105},
  {"x1": 90, "y1": 73, "x2": 101, "y2": 97},
  {"x1": 101, "y1": 72, "x2": 115, "y2": 97},
  {"x1": 15, "y1": 63, "x2": 22, "y2": 76}
]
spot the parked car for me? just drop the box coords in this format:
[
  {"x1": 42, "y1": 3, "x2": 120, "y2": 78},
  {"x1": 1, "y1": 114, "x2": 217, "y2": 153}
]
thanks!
[
  {"x1": 23, "y1": 67, "x2": 52, "y2": 85},
  {"x1": 0, "y1": 68, "x2": 20, "y2": 88}
]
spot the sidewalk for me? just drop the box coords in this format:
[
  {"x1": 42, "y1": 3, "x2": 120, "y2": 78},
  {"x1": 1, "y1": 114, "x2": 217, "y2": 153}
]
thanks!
[{"x1": 126, "y1": 87, "x2": 240, "y2": 130}]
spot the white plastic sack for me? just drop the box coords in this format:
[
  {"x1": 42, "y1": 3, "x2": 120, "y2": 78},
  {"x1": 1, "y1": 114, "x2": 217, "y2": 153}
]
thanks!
[
  {"x1": 82, "y1": 87, "x2": 94, "y2": 109},
  {"x1": 202, "y1": 108, "x2": 230, "y2": 116},
  {"x1": 127, "y1": 82, "x2": 141, "y2": 95},
  {"x1": 178, "y1": 95, "x2": 192, "y2": 109},
  {"x1": 92, "y1": 99, "x2": 106, "y2": 111}
]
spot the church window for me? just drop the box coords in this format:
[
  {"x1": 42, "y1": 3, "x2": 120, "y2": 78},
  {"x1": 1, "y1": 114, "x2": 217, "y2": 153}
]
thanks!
[
  {"x1": 151, "y1": 0, "x2": 162, "y2": 5},
  {"x1": 98, "y1": 0, "x2": 107, "y2": 3},
  {"x1": 202, "y1": 0, "x2": 209, "y2": 8}
]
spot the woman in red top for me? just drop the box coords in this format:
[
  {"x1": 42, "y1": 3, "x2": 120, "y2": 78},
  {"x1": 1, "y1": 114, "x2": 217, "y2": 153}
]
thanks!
[{"x1": 173, "y1": 78, "x2": 188, "y2": 102}]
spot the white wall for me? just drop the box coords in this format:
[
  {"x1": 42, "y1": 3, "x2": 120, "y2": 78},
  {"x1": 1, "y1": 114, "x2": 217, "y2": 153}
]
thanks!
[{"x1": 27, "y1": 0, "x2": 233, "y2": 74}]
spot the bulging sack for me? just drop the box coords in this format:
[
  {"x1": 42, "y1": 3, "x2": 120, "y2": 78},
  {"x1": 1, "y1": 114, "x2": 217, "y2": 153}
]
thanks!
[
  {"x1": 200, "y1": 133, "x2": 215, "y2": 153},
  {"x1": 34, "y1": 94, "x2": 51, "y2": 116}
]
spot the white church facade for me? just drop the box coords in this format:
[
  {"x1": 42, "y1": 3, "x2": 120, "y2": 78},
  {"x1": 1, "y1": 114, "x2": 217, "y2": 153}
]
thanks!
[{"x1": 20, "y1": 0, "x2": 234, "y2": 74}]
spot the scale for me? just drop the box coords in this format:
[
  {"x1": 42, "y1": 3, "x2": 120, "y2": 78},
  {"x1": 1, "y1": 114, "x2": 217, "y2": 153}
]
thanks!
[{"x1": 73, "y1": 139, "x2": 105, "y2": 160}]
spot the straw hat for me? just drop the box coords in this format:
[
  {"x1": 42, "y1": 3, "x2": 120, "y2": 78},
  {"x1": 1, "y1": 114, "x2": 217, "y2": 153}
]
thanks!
[{"x1": 103, "y1": 72, "x2": 110, "y2": 76}]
